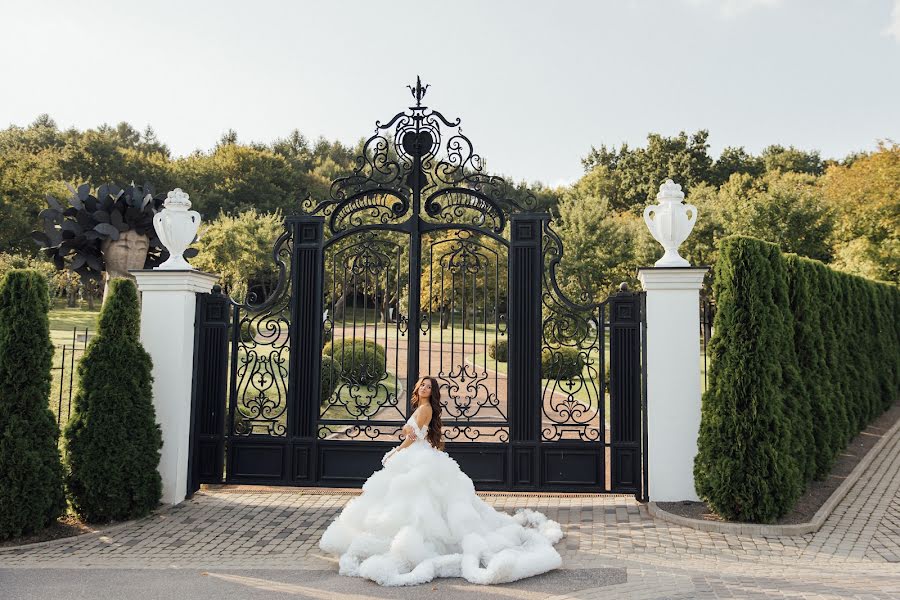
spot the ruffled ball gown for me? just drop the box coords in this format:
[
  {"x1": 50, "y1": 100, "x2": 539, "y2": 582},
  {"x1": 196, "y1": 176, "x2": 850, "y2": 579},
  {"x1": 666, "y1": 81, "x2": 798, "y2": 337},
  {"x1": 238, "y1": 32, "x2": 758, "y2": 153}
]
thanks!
[{"x1": 318, "y1": 415, "x2": 564, "y2": 586}]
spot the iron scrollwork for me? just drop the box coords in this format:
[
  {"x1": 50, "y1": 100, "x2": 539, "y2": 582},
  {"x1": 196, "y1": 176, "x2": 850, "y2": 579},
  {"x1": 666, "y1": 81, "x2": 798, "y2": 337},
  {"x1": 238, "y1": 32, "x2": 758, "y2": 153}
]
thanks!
[
  {"x1": 230, "y1": 229, "x2": 294, "y2": 437},
  {"x1": 540, "y1": 220, "x2": 606, "y2": 442},
  {"x1": 302, "y1": 76, "x2": 536, "y2": 235}
]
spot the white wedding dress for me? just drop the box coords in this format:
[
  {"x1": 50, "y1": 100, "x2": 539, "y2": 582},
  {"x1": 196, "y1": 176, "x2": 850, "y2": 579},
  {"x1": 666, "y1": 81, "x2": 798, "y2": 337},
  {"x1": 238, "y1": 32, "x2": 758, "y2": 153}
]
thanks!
[{"x1": 319, "y1": 415, "x2": 564, "y2": 586}]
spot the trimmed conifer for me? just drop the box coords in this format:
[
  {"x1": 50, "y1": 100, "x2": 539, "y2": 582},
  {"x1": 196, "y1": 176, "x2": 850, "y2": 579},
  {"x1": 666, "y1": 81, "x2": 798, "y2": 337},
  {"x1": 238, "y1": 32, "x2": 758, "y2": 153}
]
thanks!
[
  {"x1": 783, "y1": 255, "x2": 825, "y2": 481},
  {"x1": 697, "y1": 237, "x2": 899, "y2": 521},
  {"x1": 0, "y1": 269, "x2": 66, "y2": 539},
  {"x1": 65, "y1": 278, "x2": 162, "y2": 522},
  {"x1": 772, "y1": 250, "x2": 815, "y2": 485},
  {"x1": 819, "y1": 269, "x2": 851, "y2": 449},
  {"x1": 694, "y1": 236, "x2": 801, "y2": 523}
]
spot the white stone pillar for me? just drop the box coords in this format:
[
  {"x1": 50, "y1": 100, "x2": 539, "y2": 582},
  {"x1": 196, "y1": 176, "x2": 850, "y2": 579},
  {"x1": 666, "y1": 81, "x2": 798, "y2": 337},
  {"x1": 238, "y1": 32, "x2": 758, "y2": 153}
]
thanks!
[
  {"x1": 637, "y1": 267, "x2": 708, "y2": 502},
  {"x1": 132, "y1": 269, "x2": 218, "y2": 505}
]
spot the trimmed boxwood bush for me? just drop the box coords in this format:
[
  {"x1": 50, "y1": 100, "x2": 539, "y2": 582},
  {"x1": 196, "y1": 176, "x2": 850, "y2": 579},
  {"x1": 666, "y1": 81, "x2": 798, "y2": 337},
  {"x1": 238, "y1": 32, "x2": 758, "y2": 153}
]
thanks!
[
  {"x1": 695, "y1": 236, "x2": 900, "y2": 523},
  {"x1": 488, "y1": 339, "x2": 508, "y2": 362},
  {"x1": 0, "y1": 270, "x2": 66, "y2": 540},
  {"x1": 320, "y1": 354, "x2": 341, "y2": 403},
  {"x1": 322, "y1": 338, "x2": 387, "y2": 385},
  {"x1": 65, "y1": 278, "x2": 162, "y2": 522},
  {"x1": 541, "y1": 347, "x2": 584, "y2": 380}
]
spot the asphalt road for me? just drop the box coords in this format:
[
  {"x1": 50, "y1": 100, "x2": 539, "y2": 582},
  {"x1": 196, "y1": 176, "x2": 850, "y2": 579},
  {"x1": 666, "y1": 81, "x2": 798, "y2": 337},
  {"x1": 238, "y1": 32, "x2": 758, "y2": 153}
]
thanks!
[{"x1": 0, "y1": 567, "x2": 626, "y2": 600}]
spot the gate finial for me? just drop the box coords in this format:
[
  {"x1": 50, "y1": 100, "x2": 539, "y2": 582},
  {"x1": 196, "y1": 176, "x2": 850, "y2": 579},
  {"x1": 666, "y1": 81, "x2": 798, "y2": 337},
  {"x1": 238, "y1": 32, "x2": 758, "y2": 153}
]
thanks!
[{"x1": 408, "y1": 76, "x2": 429, "y2": 107}]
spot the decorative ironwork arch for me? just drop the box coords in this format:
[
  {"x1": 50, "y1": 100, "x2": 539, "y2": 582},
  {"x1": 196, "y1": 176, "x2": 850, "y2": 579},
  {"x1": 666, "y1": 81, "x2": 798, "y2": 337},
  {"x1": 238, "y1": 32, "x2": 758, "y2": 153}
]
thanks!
[{"x1": 302, "y1": 75, "x2": 536, "y2": 236}]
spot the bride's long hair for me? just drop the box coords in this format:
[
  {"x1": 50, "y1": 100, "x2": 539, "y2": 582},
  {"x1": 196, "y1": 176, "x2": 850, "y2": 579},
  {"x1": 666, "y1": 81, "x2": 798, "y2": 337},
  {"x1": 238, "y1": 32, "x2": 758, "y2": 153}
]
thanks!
[{"x1": 411, "y1": 376, "x2": 444, "y2": 450}]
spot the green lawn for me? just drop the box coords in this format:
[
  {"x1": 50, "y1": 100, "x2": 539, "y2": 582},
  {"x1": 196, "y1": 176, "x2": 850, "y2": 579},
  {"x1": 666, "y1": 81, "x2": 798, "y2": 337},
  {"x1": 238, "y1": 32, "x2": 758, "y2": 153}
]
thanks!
[{"x1": 47, "y1": 306, "x2": 100, "y2": 436}]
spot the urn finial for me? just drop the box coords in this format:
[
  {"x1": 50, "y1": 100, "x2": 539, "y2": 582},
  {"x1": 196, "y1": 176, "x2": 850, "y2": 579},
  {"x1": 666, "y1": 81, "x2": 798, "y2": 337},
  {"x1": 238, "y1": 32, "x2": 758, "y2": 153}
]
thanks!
[
  {"x1": 153, "y1": 189, "x2": 201, "y2": 270},
  {"x1": 643, "y1": 180, "x2": 698, "y2": 268}
]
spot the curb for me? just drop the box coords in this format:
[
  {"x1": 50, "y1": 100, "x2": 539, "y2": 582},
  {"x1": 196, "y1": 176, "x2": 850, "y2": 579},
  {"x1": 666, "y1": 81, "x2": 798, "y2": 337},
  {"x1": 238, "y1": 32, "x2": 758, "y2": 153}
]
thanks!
[
  {"x1": 648, "y1": 414, "x2": 900, "y2": 537},
  {"x1": 0, "y1": 501, "x2": 185, "y2": 553}
]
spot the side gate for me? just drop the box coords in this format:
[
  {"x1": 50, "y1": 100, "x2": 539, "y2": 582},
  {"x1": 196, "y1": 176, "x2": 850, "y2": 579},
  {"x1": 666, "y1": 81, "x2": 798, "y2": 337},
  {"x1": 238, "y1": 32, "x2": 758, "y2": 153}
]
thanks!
[{"x1": 189, "y1": 81, "x2": 647, "y2": 498}]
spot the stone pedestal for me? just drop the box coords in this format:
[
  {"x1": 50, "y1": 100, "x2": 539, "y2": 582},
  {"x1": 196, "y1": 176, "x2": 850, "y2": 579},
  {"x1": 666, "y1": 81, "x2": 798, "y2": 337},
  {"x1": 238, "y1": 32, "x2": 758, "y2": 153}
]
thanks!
[
  {"x1": 132, "y1": 269, "x2": 218, "y2": 505},
  {"x1": 638, "y1": 267, "x2": 708, "y2": 502}
]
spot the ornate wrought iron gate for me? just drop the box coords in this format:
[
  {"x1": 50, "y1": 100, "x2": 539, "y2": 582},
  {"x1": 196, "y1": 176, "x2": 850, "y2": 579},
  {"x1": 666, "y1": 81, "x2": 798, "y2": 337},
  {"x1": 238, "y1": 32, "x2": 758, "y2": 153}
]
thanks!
[{"x1": 189, "y1": 81, "x2": 647, "y2": 497}]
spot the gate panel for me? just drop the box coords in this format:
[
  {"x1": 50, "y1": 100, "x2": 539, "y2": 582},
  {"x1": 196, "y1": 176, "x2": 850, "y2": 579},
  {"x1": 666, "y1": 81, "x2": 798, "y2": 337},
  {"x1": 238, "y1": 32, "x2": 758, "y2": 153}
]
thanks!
[
  {"x1": 424, "y1": 229, "x2": 509, "y2": 443},
  {"x1": 226, "y1": 228, "x2": 294, "y2": 483}
]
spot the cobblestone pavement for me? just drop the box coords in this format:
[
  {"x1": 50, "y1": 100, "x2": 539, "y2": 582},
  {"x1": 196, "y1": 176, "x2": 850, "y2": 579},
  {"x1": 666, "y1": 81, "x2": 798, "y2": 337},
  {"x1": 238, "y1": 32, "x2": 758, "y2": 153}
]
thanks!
[{"x1": 2, "y1": 431, "x2": 899, "y2": 598}]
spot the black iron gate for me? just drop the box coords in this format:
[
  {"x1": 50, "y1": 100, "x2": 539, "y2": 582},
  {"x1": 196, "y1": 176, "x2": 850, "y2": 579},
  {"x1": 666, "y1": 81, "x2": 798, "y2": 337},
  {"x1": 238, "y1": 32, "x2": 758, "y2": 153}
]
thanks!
[{"x1": 189, "y1": 81, "x2": 647, "y2": 497}]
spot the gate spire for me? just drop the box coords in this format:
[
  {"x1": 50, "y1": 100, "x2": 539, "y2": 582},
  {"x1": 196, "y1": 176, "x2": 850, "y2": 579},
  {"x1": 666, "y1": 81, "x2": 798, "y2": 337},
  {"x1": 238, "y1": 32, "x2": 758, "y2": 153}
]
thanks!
[{"x1": 408, "y1": 75, "x2": 429, "y2": 107}]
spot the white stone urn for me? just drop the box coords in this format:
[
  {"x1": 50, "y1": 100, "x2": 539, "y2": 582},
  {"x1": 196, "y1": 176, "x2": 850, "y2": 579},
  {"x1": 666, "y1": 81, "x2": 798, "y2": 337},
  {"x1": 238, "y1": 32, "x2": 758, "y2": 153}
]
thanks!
[
  {"x1": 643, "y1": 179, "x2": 698, "y2": 267},
  {"x1": 153, "y1": 189, "x2": 201, "y2": 270}
]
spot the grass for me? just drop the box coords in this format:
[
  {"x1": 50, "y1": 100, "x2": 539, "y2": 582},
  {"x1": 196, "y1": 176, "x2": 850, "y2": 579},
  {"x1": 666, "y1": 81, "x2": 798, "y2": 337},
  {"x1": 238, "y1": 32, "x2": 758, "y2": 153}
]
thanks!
[{"x1": 46, "y1": 305, "x2": 100, "y2": 436}]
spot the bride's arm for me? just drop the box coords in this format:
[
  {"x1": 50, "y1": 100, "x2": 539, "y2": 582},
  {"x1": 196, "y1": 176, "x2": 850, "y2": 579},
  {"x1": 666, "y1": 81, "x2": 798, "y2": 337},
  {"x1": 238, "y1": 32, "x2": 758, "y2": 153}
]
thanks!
[{"x1": 397, "y1": 407, "x2": 432, "y2": 450}]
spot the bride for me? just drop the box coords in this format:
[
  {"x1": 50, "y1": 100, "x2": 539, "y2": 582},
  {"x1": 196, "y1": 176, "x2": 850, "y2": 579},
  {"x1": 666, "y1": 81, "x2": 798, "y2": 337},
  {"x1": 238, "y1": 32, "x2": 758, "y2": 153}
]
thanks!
[{"x1": 319, "y1": 376, "x2": 564, "y2": 586}]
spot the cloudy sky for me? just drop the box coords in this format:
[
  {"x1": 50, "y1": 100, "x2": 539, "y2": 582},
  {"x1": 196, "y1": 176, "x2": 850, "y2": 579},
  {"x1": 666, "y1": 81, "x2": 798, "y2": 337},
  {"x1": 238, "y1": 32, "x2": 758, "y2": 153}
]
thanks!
[{"x1": 1, "y1": 0, "x2": 898, "y2": 186}]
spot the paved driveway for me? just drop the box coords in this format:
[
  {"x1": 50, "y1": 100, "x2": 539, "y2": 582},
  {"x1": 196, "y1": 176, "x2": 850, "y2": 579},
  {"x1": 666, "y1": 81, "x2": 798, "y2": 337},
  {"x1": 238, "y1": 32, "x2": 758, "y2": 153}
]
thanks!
[{"x1": 2, "y1": 432, "x2": 899, "y2": 599}]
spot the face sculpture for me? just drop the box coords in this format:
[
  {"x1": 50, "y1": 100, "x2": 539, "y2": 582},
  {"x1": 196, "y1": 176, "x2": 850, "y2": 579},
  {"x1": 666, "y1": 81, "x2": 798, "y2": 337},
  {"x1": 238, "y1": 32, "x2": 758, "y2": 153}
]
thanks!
[
  {"x1": 101, "y1": 230, "x2": 150, "y2": 278},
  {"x1": 101, "y1": 230, "x2": 150, "y2": 300}
]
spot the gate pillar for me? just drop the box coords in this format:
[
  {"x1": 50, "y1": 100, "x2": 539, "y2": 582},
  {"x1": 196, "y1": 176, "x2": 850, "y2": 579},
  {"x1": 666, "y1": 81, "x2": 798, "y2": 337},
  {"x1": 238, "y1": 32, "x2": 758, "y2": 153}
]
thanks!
[
  {"x1": 132, "y1": 269, "x2": 219, "y2": 505},
  {"x1": 508, "y1": 214, "x2": 545, "y2": 487},
  {"x1": 288, "y1": 216, "x2": 325, "y2": 482},
  {"x1": 637, "y1": 267, "x2": 708, "y2": 502}
]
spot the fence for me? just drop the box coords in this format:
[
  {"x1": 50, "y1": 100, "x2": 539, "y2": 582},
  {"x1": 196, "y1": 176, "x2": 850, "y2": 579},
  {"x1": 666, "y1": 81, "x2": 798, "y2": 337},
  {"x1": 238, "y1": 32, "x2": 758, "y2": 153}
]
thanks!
[
  {"x1": 52, "y1": 326, "x2": 90, "y2": 445},
  {"x1": 700, "y1": 294, "x2": 715, "y2": 392}
]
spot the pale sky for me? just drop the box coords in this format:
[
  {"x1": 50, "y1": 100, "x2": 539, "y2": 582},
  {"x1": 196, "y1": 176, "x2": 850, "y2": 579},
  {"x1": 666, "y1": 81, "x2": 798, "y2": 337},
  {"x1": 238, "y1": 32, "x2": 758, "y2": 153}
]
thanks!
[{"x1": 1, "y1": 0, "x2": 899, "y2": 187}]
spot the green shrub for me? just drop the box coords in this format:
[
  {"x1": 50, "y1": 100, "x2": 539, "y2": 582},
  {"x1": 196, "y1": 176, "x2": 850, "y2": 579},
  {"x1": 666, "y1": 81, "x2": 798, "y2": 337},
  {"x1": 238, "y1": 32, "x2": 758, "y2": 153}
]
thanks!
[
  {"x1": 694, "y1": 237, "x2": 801, "y2": 523},
  {"x1": 65, "y1": 278, "x2": 162, "y2": 522},
  {"x1": 488, "y1": 339, "x2": 508, "y2": 362},
  {"x1": 541, "y1": 347, "x2": 584, "y2": 380},
  {"x1": 0, "y1": 270, "x2": 66, "y2": 539},
  {"x1": 322, "y1": 338, "x2": 387, "y2": 385},
  {"x1": 695, "y1": 236, "x2": 900, "y2": 523},
  {"x1": 320, "y1": 354, "x2": 341, "y2": 403},
  {"x1": 322, "y1": 328, "x2": 333, "y2": 348}
]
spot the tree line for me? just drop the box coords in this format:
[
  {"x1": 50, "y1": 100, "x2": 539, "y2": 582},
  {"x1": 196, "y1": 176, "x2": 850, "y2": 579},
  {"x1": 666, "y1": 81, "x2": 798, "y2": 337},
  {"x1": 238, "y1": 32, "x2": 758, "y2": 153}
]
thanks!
[{"x1": 0, "y1": 116, "x2": 896, "y2": 305}]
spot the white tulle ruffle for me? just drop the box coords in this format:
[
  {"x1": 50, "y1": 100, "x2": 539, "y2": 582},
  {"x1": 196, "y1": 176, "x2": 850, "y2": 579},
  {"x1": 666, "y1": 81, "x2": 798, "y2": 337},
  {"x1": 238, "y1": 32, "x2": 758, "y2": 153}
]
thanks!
[{"x1": 319, "y1": 441, "x2": 564, "y2": 586}]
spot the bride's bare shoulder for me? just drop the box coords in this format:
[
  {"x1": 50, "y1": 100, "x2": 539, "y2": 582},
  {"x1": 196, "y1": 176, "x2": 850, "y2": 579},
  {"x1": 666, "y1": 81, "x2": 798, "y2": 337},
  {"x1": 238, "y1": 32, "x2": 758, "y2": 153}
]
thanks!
[{"x1": 413, "y1": 404, "x2": 432, "y2": 427}]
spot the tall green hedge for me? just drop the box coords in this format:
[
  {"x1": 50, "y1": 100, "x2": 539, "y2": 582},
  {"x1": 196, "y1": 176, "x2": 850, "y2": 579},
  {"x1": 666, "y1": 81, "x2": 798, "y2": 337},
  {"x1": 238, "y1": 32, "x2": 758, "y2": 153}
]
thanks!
[
  {"x1": 65, "y1": 278, "x2": 162, "y2": 522},
  {"x1": 695, "y1": 236, "x2": 899, "y2": 522},
  {"x1": 0, "y1": 270, "x2": 67, "y2": 539}
]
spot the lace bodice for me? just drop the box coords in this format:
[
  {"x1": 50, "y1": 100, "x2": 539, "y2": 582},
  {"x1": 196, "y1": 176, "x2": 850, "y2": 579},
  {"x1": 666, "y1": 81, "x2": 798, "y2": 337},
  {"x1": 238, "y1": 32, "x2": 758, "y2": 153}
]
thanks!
[{"x1": 405, "y1": 415, "x2": 428, "y2": 443}]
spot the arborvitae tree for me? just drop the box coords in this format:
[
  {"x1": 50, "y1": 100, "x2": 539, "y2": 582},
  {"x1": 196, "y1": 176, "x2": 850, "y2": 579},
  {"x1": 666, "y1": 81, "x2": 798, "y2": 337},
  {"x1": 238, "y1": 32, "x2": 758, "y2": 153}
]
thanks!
[
  {"x1": 694, "y1": 236, "x2": 801, "y2": 522},
  {"x1": 0, "y1": 269, "x2": 66, "y2": 539},
  {"x1": 771, "y1": 250, "x2": 815, "y2": 485},
  {"x1": 785, "y1": 256, "x2": 835, "y2": 478},
  {"x1": 819, "y1": 269, "x2": 851, "y2": 449},
  {"x1": 65, "y1": 278, "x2": 162, "y2": 522}
]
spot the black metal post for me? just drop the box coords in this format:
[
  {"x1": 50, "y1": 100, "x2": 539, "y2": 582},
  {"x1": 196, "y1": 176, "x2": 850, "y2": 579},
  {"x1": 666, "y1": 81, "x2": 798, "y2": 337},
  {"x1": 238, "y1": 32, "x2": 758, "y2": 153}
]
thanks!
[
  {"x1": 188, "y1": 285, "x2": 230, "y2": 495},
  {"x1": 609, "y1": 285, "x2": 642, "y2": 494},
  {"x1": 508, "y1": 214, "x2": 544, "y2": 487},
  {"x1": 405, "y1": 133, "x2": 424, "y2": 409},
  {"x1": 289, "y1": 216, "x2": 325, "y2": 441}
]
